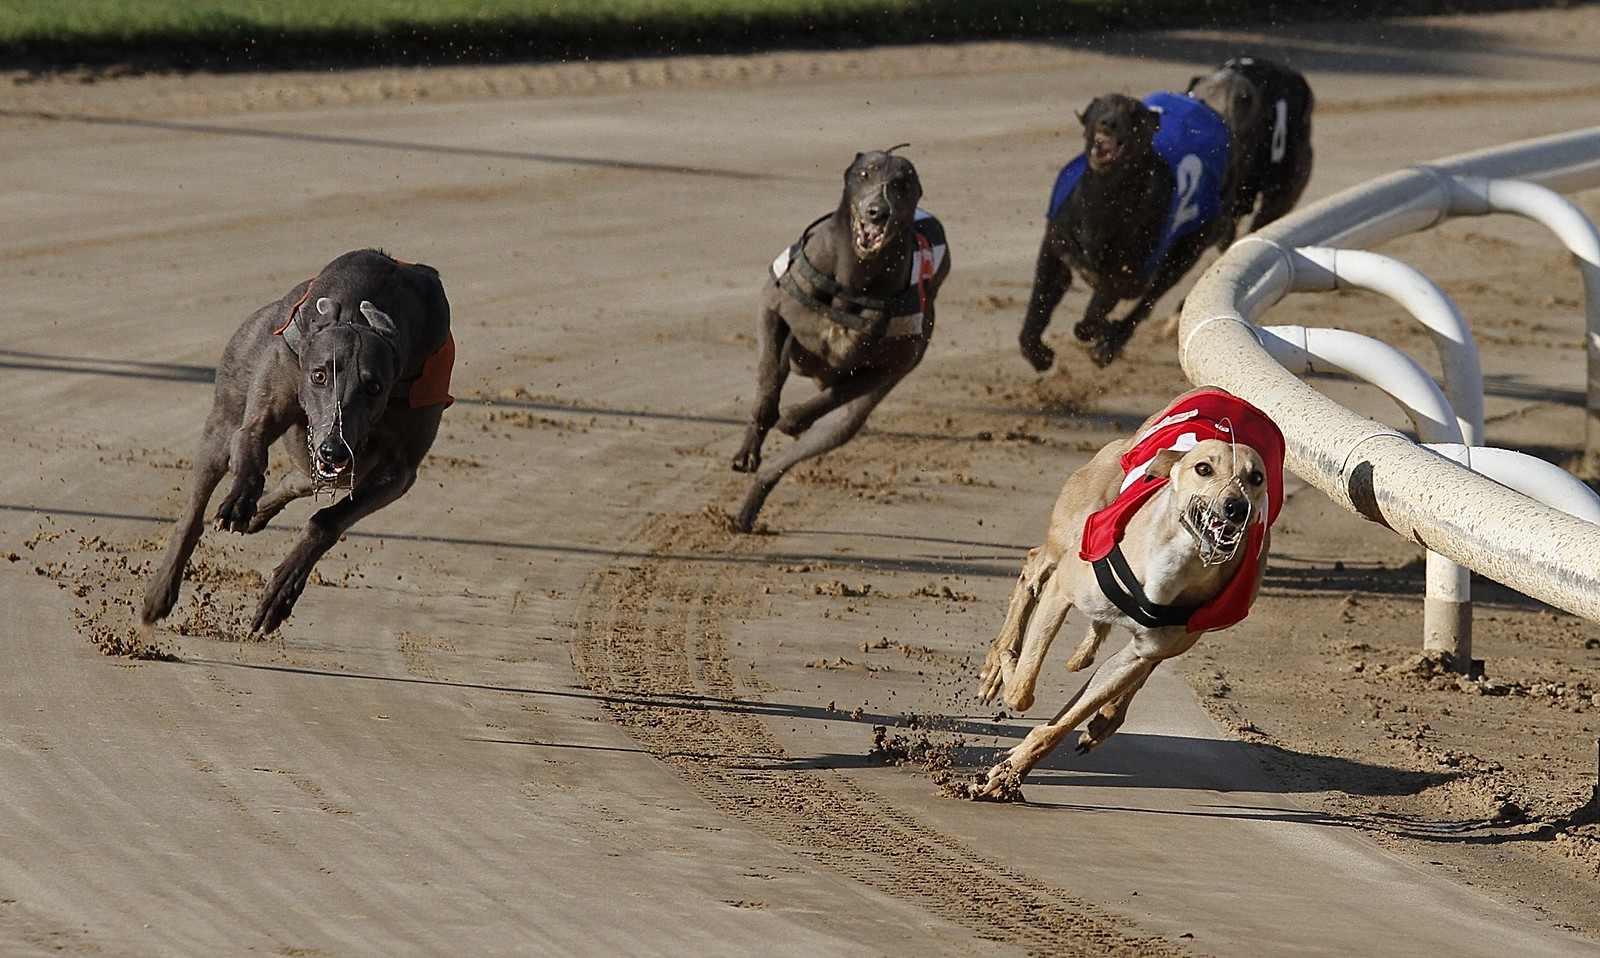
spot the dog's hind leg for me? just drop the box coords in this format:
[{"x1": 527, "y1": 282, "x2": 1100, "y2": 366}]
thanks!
[
  {"x1": 733, "y1": 369, "x2": 902, "y2": 533},
  {"x1": 141, "y1": 408, "x2": 236, "y2": 626},
  {"x1": 1019, "y1": 235, "x2": 1072, "y2": 372},
  {"x1": 246, "y1": 469, "x2": 315, "y2": 534},
  {"x1": 971, "y1": 641, "x2": 1160, "y2": 800},
  {"x1": 1251, "y1": 151, "x2": 1311, "y2": 232},
  {"x1": 978, "y1": 546, "x2": 1052, "y2": 705},
  {"x1": 1002, "y1": 568, "x2": 1075, "y2": 713},
  {"x1": 1063, "y1": 619, "x2": 1112, "y2": 672},
  {"x1": 1074, "y1": 665, "x2": 1153, "y2": 755},
  {"x1": 1088, "y1": 229, "x2": 1213, "y2": 366},
  {"x1": 775, "y1": 373, "x2": 879, "y2": 438},
  {"x1": 1071, "y1": 288, "x2": 1119, "y2": 345}
]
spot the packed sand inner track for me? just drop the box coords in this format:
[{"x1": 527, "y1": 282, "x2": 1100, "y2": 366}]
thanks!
[{"x1": 2, "y1": 7, "x2": 1599, "y2": 956}]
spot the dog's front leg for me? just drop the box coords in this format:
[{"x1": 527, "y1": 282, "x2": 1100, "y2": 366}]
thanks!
[
  {"x1": 1090, "y1": 231, "x2": 1212, "y2": 366},
  {"x1": 776, "y1": 373, "x2": 880, "y2": 438},
  {"x1": 978, "y1": 547, "x2": 1051, "y2": 705},
  {"x1": 1002, "y1": 569, "x2": 1076, "y2": 713},
  {"x1": 214, "y1": 383, "x2": 295, "y2": 533},
  {"x1": 1063, "y1": 620, "x2": 1112, "y2": 672},
  {"x1": 141, "y1": 407, "x2": 237, "y2": 626},
  {"x1": 1019, "y1": 233, "x2": 1072, "y2": 372},
  {"x1": 732, "y1": 307, "x2": 791, "y2": 474}
]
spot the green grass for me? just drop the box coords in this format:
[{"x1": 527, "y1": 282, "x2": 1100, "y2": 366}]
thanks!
[{"x1": 0, "y1": 0, "x2": 1564, "y2": 71}]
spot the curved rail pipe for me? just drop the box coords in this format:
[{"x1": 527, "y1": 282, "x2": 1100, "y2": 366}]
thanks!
[{"x1": 1179, "y1": 126, "x2": 1600, "y2": 624}]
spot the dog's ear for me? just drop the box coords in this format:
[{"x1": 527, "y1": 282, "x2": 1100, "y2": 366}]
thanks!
[
  {"x1": 900, "y1": 162, "x2": 923, "y2": 202},
  {"x1": 308, "y1": 296, "x2": 341, "y2": 333},
  {"x1": 358, "y1": 300, "x2": 399, "y2": 341},
  {"x1": 1144, "y1": 447, "x2": 1187, "y2": 480},
  {"x1": 1186, "y1": 74, "x2": 1202, "y2": 93},
  {"x1": 1075, "y1": 97, "x2": 1097, "y2": 125}
]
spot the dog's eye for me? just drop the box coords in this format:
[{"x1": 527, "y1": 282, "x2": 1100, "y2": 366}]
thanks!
[
  {"x1": 1195, "y1": 461, "x2": 1214, "y2": 477},
  {"x1": 365, "y1": 380, "x2": 383, "y2": 396},
  {"x1": 310, "y1": 369, "x2": 327, "y2": 386},
  {"x1": 1248, "y1": 470, "x2": 1265, "y2": 487}
]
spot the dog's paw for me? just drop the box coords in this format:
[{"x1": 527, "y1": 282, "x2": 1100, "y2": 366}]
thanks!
[
  {"x1": 1019, "y1": 335, "x2": 1054, "y2": 372},
  {"x1": 965, "y1": 761, "x2": 1026, "y2": 802},
  {"x1": 730, "y1": 450, "x2": 759, "y2": 474},
  {"x1": 977, "y1": 648, "x2": 1013, "y2": 705},
  {"x1": 1072, "y1": 318, "x2": 1104, "y2": 342},
  {"x1": 1087, "y1": 336, "x2": 1126, "y2": 368},
  {"x1": 250, "y1": 564, "x2": 309, "y2": 636},
  {"x1": 213, "y1": 489, "x2": 261, "y2": 534},
  {"x1": 774, "y1": 409, "x2": 812, "y2": 438}
]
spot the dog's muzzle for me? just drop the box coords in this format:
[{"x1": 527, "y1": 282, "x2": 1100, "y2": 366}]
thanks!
[
  {"x1": 1180, "y1": 486, "x2": 1252, "y2": 566},
  {"x1": 852, "y1": 208, "x2": 891, "y2": 257},
  {"x1": 308, "y1": 428, "x2": 356, "y2": 491}
]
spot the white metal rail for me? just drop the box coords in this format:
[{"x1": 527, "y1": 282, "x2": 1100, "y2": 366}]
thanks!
[{"x1": 1179, "y1": 127, "x2": 1600, "y2": 652}]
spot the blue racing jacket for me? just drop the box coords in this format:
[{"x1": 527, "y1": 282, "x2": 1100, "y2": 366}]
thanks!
[{"x1": 1047, "y1": 91, "x2": 1230, "y2": 277}]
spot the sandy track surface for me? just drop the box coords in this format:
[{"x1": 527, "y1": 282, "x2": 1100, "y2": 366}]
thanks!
[{"x1": 2, "y1": 7, "x2": 1599, "y2": 955}]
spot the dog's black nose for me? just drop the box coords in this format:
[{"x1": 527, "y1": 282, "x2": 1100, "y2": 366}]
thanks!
[
  {"x1": 318, "y1": 437, "x2": 351, "y2": 466},
  {"x1": 863, "y1": 200, "x2": 888, "y2": 223},
  {"x1": 1223, "y1": 497, "x2": 1249, "y2": 522}
]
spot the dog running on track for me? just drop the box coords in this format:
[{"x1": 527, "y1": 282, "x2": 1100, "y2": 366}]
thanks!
[
  {"x1": 1187, "y1": 56, "x2": 1315, "y2": 249},
  {"x1": 968, "y1": 387, "x2": 1285, "y2": 801},
  {"x1": 730, "y1": 148, "x2": 950, "y2": 532},
  {"x1": 142, "y1": 248, "x2": 455, "y2": 636},
  {"x1": 1018, "y1": 92, "x2": 1231, "y2": 372}
]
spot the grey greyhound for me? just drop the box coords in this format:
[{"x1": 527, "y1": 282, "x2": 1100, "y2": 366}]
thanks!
[
  {"x1": 730, "y1": 149, "x2": 950, "y2": 532},
  {"x1": 142, "y1": 248, "x2": 454, "y2": 635}
]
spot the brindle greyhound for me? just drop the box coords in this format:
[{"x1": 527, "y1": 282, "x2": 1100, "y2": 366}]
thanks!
[
  {"x1": 142, "y1": 249, "x2": 454, "y2": 635},
  {"x1": 730, "y1": 149, "x2": 950, "y2": 532},
  {"x1": 1018, "y1": 93, "x2": 1230, "y2": 372}
]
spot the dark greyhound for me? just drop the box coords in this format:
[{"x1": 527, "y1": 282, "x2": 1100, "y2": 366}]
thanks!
[
  {"x1": 1188, "y1": 56, "x2": 1315, "y2": 248},
  {"x1": 142, "y1": 248, "x2": 455, "y2": 635},
  {"x1": 730, "y1": 148, "x2": 950, "y2": 532},
  {"x1": 1018, "y1": 92, "x2": 1230, "y2": 372}
]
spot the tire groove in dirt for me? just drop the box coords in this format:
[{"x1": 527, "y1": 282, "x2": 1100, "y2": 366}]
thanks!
[{"x1": 573, "y1": 510, "x2": 1195, "y2": 957}]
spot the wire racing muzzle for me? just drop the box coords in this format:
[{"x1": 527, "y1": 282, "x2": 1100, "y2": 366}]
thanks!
[{"x1": 1180, "y1": 478, "x2": 1253, "y2": 567}]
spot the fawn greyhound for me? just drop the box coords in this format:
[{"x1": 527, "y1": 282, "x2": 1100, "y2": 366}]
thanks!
[{"x1": 970, "y1": 388, "x2": 1284, "y2": 801}]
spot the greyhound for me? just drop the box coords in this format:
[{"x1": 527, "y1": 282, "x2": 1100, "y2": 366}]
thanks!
[
  {"x1": 969, "y1": 388, "x2": 1284, "y2": 801},
  {"x1": 1018, "y1": 92, "x2": 1230, "y2": 372},
  {"x1": 142, "y1": 248, "x2": 454, "y2": 636},
  {"x1": 730, "y1": 148, "x2": 950, "y2": 532},
  {"x1": 1188, "y1": 56, "x2": 1315, "y2": 249}
]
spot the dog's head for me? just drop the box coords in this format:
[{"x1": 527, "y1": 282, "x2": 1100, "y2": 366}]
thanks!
[
  {"x1": 1186, "y1": 67, "x2": 1260, "y2": 137},
  {"x1": 1146, "y1": 437, "x2": 1270, "y2": 566},
  {"x1": 297, "y1": 297, "x2": 402, "y2": 486},
  {"x1": 1076, "y1": 94, "x2": 1158, "y2": 173},
  {"x1": 842, "y1": 148, "x2": 923, "y2": 259}
]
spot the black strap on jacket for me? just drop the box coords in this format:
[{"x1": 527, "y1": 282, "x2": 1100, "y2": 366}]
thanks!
[
  {"x1": 1091, "y1": 543, "x2": 1199, "y2": 629},
  {"x1": 773, "y1": 217, "x2": 922, "y2": 338}
]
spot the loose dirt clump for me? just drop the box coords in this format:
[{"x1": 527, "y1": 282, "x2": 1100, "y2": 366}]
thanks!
[{"x1": 869, "y1": 719, "x2": 970, "y2": 794}]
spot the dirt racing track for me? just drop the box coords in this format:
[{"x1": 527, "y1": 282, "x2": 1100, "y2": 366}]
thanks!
[{"x1": 3, "y1": 9, "x2": 1600, "y2": 957}]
